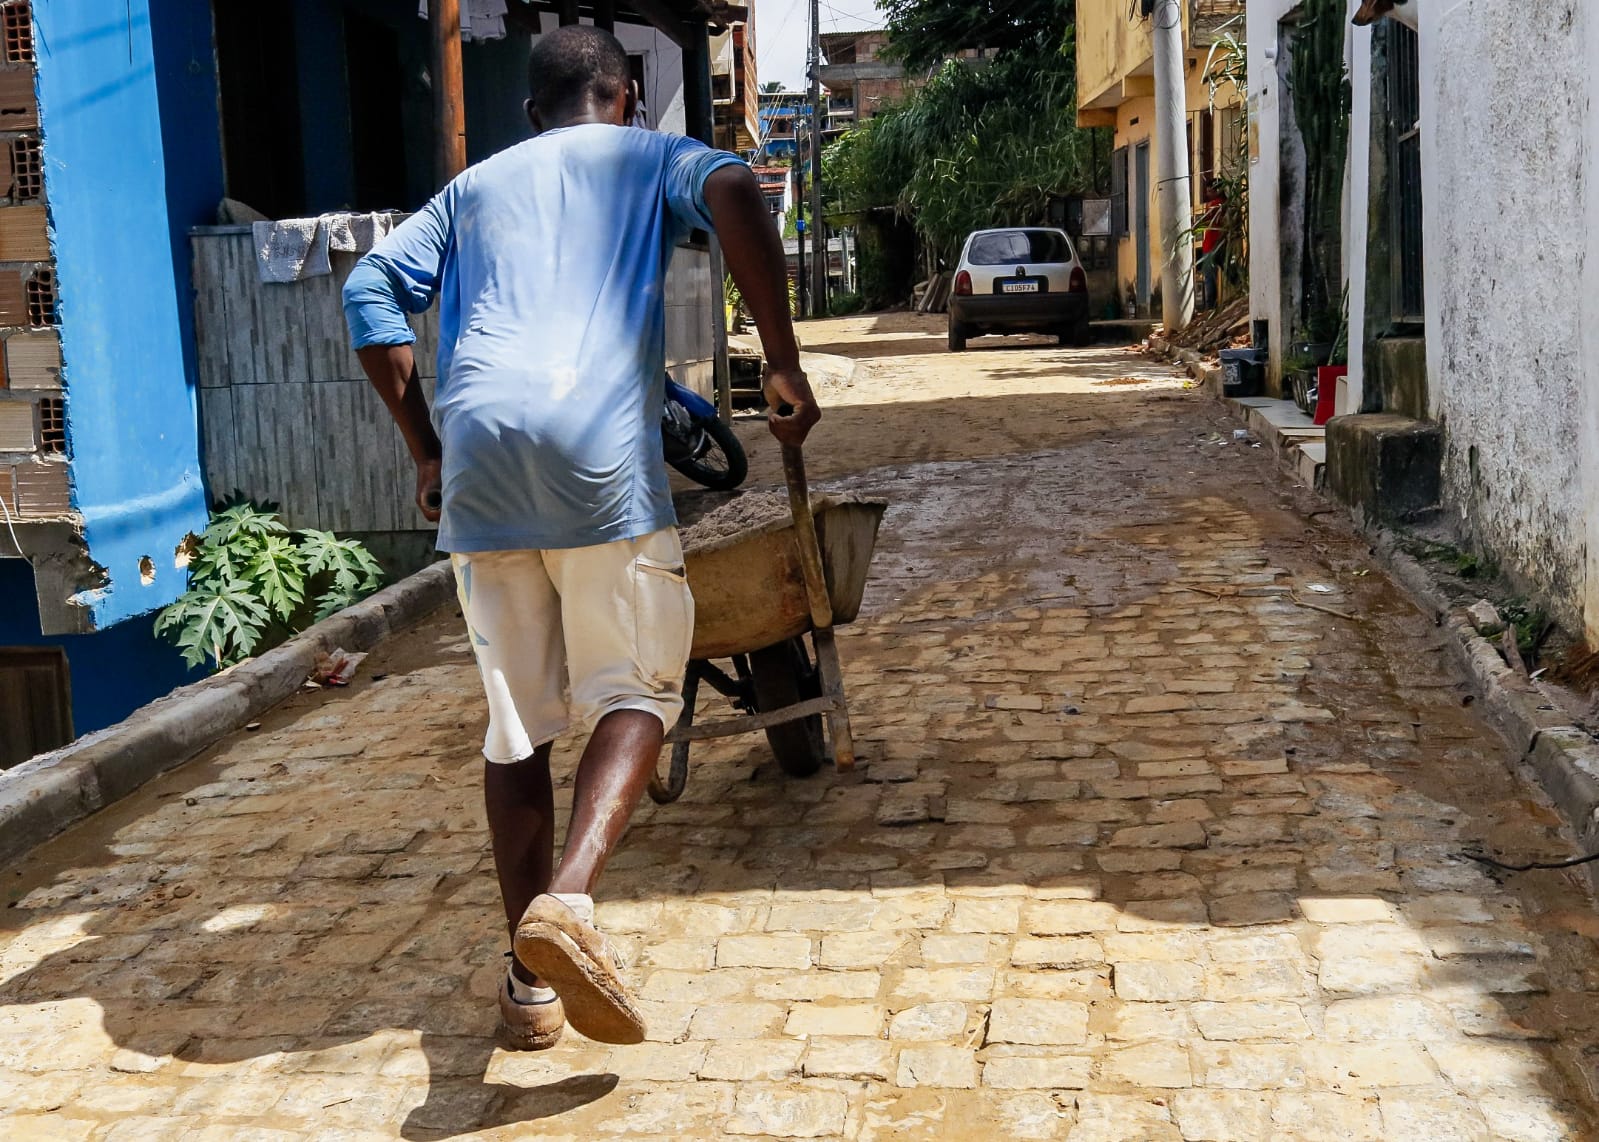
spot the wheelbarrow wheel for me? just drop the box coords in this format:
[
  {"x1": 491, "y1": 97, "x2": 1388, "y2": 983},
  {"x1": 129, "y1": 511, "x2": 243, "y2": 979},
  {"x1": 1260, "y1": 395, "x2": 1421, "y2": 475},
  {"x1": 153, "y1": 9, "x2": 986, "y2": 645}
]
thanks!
[{"x1": 748, "y1": 637, "x2": 825, "y2": 778}]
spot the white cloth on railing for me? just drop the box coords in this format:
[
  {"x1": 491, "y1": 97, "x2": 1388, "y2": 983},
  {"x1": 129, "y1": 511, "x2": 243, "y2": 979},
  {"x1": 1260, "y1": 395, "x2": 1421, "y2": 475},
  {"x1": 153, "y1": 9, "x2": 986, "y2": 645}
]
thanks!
[
  {"x1": 415, "y1": 0, "x2": 508, "y2": 42},
  {"x1": 252, "y1": 212, "x2": 395, "y2": 284}
]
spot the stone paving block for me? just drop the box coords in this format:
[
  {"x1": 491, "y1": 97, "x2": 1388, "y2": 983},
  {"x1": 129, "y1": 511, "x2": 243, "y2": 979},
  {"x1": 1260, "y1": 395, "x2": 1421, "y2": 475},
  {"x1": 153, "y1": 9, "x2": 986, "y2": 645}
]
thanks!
[
  {"x1": 686, "y1": 1002, "x2": 787, "y2": 1040},
  {"x1": 1378, "y1": 1091, "x2": 1491, "y2": 1141},
  {"x1": 986, "y1": 998, "x2": 1089, "y2": 1046},
  {"x1": 725, "y1": 1081, "x2": 857, "y2": 1132},
  {"x1": 1172, "y1": 1089, "x2": 1273, "y2": 1141},
  {"x1": 783, "y1": 1003, "x2": 885, "y2": 1038},
  {"x1": 981, "y1": 1053, "x2": 1092, "y2": 1090},
  {"x1": 1270, "y1": 1091, "x2": 1383, "y2": 1141},
  {"x1": 1476, "y1": 1094, "x2": 1589, "y2": 1142},
  {"x1": 1193, "y1": 1042, "x2": 1310, "y2": 1089},
  {"x1": 1102, "y1": 1042, "x2": 1192, "y2": 1087},
  {"x1": 1069, "y1": 1094, "x2": 1182, "y2": 1141},
  {"x1": 1114, "y1": 960, "x2": 1204, "y2": 1002},
  {"x1": 888, "y1": 1001, "x2": 968, "y2": 1042},
  {"x1": 1192, "y1": 1001, "x2": 1313, "y2": 1041},
  {"x1": 716, "y1": 934, "x2": 813, "y2": 970},
  {"x1": 801, "y1": 1038, "x2": 893, "y2": 1081},
  {"x1": 895, "y1": 1045, "x2": 978, "y2": 1089}
]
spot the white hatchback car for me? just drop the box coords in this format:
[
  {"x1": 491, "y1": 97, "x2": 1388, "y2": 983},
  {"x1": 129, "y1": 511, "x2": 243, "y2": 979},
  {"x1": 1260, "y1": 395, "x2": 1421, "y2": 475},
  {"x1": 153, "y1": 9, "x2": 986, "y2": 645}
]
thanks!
[{"x1": 948, "y1": 227, "x2": 1091, "y2": 351}]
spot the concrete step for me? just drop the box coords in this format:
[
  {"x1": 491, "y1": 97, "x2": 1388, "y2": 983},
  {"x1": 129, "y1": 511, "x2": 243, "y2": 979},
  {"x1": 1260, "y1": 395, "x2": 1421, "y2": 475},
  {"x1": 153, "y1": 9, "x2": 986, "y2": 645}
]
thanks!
[{"x1": 1226, "y1": 396, "x2": 1326, "y2": 487}]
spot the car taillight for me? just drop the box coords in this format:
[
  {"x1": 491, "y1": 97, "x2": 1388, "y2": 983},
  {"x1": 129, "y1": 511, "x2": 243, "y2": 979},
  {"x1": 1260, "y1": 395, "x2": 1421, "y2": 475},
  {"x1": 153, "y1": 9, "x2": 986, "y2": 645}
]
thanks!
[
  {"x1": 1069, "y1": 266, "x2": 1087, "y2": 294},
  {"x1": 954, "y1": 270, "x2": 973, "y2": 296}
]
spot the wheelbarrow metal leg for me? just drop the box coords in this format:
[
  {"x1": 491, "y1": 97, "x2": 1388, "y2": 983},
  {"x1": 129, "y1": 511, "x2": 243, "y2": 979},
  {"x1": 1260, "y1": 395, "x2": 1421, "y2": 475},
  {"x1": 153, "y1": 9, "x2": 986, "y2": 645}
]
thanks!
[
  {"x1": 650, "y1": 665, "x2": 700, "y2": 804},
  {"x1": 812, "y1": 626, "x2": 855, "y2": 771}
]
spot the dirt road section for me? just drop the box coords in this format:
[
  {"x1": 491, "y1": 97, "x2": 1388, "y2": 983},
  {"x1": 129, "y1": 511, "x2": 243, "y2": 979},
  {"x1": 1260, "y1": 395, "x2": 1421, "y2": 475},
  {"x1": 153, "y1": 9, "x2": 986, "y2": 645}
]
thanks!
[{"x1": 2, "y1": 315, "x2": 1596, "y2": 1140}]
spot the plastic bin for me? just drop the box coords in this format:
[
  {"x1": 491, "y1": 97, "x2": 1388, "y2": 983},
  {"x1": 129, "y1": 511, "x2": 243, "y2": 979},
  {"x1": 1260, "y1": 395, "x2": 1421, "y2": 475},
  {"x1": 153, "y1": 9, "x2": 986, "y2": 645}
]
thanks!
[{"x1": 1219, "y1": 348, "x2": 1266, "y2": 398}]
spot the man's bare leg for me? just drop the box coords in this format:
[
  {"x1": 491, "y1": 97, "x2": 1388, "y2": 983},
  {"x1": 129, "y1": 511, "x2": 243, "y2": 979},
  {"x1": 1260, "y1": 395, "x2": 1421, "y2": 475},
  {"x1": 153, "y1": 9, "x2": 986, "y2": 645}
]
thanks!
[
  {"x1": 548, "y1": 709, "x2": 664, "y2": 895},
  {"x1": 484, "y1": 745, "x2": 556, "y2": 986}
]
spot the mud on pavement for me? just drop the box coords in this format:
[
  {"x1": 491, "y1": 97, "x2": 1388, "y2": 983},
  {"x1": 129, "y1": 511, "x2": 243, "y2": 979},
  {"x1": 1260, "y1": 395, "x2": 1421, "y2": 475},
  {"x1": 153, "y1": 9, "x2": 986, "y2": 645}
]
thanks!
[{"x1": 2, "y1": 314, "x2": 1598, "y2": 1140}]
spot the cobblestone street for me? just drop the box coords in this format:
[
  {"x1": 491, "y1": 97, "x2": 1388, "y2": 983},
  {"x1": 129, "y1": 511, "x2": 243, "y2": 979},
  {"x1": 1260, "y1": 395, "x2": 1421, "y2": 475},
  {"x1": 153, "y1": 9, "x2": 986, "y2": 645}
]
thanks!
[{"x1": 5, "y1": 316, "x2": 1599, "y2": 1140}]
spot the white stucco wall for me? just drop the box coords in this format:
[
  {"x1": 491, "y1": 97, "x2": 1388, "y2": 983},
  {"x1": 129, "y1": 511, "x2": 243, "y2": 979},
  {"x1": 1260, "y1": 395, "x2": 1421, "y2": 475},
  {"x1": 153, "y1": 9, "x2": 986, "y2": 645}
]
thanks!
[
  {"x1": 536, "y1": 15, "x2": 686, "y2": 134},
  {"x1": 1422, "y1": 0, "x2": 1586, "y2": 624},
  {"x1": 1585, "y1": 1, "x2": 1599, "y2": 643},
  {"x1": 1246, "y1": 0, "x2": 1300, "y2": 384}
]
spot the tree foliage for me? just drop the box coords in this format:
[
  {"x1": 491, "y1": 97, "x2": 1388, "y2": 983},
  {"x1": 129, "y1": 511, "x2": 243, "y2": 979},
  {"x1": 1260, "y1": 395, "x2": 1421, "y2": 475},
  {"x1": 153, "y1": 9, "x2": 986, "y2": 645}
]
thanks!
[
  {"x1": 880, "y1": 0, "x2": 1074, "y2": 71},
  {"x1": 826, "y1": 21, "x2": 1105, "y2": 268}
]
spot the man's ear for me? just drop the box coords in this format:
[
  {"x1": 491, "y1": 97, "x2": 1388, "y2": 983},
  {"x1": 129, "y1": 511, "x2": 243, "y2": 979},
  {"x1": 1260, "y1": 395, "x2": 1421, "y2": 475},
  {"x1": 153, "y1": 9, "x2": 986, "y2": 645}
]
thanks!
[{"x1": 525, "y1": 97, "x2": 543, "y2": 133}]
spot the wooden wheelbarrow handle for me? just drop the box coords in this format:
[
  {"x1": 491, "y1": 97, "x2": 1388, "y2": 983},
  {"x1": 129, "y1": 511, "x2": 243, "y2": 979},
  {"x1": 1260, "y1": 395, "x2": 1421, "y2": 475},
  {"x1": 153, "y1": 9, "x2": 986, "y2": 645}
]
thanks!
[
  {"x1": 781, "y1": 440, "x2": 855, "y2": 771},
  {"x1": 782, "y1": 443, "x2": 834, "y2": 631}
]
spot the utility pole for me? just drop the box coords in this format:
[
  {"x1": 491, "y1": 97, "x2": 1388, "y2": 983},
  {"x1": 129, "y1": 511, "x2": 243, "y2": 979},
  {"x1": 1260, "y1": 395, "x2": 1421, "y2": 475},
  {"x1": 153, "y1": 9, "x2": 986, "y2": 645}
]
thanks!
[
  {"x1": 429, "y1": 0, "x2": 467, "y2": 186},
  {"x1": 795, "y1": 160, "x2": 809, "y2": 319},
  {"x1": 808, "y1": 0, "x2": 827, "y2": 316},
  {"x1": 1152, "y1": 0, "x2": 1194, "y2": 331}
]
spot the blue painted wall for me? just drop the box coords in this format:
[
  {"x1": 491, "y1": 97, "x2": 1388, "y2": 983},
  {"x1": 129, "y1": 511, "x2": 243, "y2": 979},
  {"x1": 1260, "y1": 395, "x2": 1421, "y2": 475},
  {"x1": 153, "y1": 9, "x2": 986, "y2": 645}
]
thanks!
[
  {"x1": 33, "y1": 0, "x2": 210, "y2": 629},
  {"x1": 148, "y1": 0, "x2": 226, "y2": 399},
  {"x1": 0, "y1": 561, "x2": 199, "y2": 735}
]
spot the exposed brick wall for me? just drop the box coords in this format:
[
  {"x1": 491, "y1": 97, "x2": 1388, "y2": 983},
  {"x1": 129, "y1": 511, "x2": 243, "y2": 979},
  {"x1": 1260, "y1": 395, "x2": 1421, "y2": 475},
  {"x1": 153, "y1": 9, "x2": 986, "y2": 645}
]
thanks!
[{"x1": 0, "y1": 0, "x2": 67, "y2": 521}]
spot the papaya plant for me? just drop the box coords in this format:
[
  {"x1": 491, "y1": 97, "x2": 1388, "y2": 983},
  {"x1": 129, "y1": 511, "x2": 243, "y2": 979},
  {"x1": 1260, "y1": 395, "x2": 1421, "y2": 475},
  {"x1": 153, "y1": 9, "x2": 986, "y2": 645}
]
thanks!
[{"x1": 155, "y1": 494, "x2": 385, "y2": 670}]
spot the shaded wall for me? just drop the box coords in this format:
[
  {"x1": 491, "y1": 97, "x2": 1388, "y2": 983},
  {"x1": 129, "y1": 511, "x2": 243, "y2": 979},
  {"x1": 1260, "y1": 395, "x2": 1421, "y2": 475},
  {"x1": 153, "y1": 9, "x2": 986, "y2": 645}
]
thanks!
[
  {"x1": 34, "y1": 0, "x2": 210, "y2": 628},
  {"x1": 1422, "y1": 1, "x2": 1586, "y2": 627}
]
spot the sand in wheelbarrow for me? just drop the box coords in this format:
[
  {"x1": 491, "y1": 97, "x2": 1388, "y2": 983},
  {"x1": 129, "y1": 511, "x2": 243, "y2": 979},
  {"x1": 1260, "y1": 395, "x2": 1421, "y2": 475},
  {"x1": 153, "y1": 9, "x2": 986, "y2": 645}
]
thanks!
[{"x1": 676, "y1": 488, "x2": 884, "y2": 553}]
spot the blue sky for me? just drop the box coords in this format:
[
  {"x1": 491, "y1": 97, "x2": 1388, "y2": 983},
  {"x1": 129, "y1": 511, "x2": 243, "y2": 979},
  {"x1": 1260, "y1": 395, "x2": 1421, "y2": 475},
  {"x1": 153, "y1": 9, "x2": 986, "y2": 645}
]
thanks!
[{"x1": 755, "y1": 0, "x2": 885, "y2": 90}]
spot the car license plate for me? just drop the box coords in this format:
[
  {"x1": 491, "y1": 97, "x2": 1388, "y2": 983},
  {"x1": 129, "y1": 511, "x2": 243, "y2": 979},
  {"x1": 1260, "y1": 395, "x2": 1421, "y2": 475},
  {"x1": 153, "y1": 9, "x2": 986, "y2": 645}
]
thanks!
[{"x1": 1001, "y1": 280, "x2": 1040, "y2": 294}]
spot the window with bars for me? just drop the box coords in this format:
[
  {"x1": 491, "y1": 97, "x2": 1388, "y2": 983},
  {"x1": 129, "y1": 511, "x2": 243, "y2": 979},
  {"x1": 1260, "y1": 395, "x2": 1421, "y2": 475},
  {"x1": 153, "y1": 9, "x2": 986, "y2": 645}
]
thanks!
[
  {"x1": 37, "y1": 395, "x2": 62, "y2": 452},
  {"x1": 8, "y1": 135, "x2": 38, "y2": 201},
  {"x1": 25, "y1": 265, "x2": 52, "y2": 325},
  {"x1": 1110, "y1": 145, "x2": 1129, "y2": 238},
  {"x1": 1386, "y1": 21, "x2": 1424, "y2": 324},
  {"x1": 1, "y1": 1, "x2": 31, "y2": 65}
]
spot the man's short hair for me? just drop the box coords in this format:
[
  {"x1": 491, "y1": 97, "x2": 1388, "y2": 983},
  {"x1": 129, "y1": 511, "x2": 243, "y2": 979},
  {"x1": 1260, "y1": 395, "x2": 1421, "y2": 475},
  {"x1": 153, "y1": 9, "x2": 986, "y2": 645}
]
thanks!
[{"x1": 529, "y1": 25, "x2": 631, "y2": 118}]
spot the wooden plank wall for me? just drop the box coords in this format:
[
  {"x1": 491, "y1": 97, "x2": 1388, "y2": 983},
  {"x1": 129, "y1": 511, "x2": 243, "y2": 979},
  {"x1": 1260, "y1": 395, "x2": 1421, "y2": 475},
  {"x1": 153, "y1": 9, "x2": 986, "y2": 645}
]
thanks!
[{"x1": 193, "y1": 228, "x2": 721, "y2": 535}]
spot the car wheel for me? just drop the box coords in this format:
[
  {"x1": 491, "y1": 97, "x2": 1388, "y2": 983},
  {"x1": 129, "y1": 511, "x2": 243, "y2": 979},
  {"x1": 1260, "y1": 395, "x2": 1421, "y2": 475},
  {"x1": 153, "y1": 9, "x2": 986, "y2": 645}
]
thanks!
[
  {"x1": 948, "y1": 322, "x2": 968, "y2": 353},
  {"x1": 1073, "y1": 319, "x2": 1093, "y2": 347}
]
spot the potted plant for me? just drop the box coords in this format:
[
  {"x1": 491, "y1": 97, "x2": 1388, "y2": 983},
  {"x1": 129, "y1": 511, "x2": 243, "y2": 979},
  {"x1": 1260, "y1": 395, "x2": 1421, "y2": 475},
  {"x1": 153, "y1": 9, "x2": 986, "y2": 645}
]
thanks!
[{"x1": 1315, "y1": 288, "x2": 1350, "y2": 425}]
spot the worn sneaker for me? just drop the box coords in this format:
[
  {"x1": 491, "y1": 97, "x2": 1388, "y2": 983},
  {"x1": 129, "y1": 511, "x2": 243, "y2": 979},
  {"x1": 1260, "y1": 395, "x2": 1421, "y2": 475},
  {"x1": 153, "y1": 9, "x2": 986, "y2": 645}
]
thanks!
[
  {"x1": 514, "y1": 894, "x2": 647, "y2": 1045},
  {"x1": 497, "y1": 970, "x2": 565, "y2": 1051}
]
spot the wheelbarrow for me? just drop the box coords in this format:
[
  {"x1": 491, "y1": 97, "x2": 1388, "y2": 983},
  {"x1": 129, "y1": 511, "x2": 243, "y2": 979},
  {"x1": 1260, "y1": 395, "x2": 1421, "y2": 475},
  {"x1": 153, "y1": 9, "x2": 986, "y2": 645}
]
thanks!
[{"x1": 649, "y1": 445, "x2": 887, "y2": 804}]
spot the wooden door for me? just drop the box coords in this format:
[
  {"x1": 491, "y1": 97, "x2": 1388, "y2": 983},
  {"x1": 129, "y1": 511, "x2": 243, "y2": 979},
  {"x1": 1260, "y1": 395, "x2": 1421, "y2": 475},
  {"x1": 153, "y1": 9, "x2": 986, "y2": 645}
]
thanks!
[{"x1": 0, "y1": 646, "x2": 72, "y2": 769}]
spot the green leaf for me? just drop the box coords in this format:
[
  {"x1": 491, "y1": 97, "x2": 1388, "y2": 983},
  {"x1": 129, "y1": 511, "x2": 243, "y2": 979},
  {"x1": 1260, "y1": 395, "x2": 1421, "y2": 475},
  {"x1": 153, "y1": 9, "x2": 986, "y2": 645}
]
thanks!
[
  {"x1": 202, "y1": 501, "x2": 288, "y2": 551},
  {"x1": 154, "y1": 579, "x2": 270, "y2": 669},
  {"x1": 313, "y1": 585, "x2": 360, "y2": 623},
  {"x1": 248, "y1": 534, "x2": 308, "y2": 621},
  {"x1": 300, "y1": 529, "x2": 385, "y2": 594}
]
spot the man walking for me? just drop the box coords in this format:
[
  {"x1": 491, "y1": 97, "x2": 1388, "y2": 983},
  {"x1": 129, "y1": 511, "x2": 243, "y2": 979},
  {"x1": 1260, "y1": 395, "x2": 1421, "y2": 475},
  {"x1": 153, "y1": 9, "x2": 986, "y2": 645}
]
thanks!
[{"x1": 343, "y1": 25, "x2": 818, "y2": 1050}]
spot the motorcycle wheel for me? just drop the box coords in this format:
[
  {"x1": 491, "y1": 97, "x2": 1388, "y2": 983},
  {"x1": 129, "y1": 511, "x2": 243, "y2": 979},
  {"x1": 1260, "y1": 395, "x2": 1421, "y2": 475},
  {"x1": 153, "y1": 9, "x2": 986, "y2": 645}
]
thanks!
[{"x1": 667, "y1": 413, "x2": 748, "y2": 491}]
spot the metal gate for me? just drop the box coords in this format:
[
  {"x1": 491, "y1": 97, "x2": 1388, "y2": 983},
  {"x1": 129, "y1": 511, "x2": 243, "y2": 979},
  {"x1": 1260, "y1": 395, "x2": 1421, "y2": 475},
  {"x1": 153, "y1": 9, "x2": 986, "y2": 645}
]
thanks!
[{"x1": 1387, "y1": 21, "x2": 1424, "y2": 324}]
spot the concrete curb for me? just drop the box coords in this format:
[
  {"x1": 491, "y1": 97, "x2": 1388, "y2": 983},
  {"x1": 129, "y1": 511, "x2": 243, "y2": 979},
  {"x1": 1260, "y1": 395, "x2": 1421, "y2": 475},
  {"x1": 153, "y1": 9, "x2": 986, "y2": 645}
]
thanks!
[
  {"x1": 1370, "y1": 533, "x2": 1599, "y2": 868},
  {"x1": 1148, "y1": 335, "x2": 1222, "y2": 393},
  {"x1": 0, "y1": 560, "x2": 456, "y2": 868},
  {"x1": 1196, "y1": 373, "x2": 1599, "y2": 878}
]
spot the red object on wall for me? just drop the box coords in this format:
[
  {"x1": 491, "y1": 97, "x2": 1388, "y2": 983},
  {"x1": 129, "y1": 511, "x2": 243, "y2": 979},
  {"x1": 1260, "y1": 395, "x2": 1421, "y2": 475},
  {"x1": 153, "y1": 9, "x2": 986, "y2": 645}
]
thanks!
[{"x1": 1315, "y1": 366, "x2": 1346, "y2": 426}]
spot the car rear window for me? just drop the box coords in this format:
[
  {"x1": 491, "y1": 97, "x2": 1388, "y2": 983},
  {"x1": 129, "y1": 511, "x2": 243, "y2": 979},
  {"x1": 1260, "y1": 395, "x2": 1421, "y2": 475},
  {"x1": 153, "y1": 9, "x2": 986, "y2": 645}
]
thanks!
[{"x1": 966, "y1": 230, "x2": 1071, "y2": 266}]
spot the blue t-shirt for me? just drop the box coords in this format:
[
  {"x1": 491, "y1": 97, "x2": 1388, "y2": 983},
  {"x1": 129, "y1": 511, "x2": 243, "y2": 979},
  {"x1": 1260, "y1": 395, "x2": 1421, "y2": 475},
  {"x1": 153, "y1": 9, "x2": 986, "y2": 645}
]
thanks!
[{"x1": 342, "y1": 125, "x2": 743, "y2": 552}]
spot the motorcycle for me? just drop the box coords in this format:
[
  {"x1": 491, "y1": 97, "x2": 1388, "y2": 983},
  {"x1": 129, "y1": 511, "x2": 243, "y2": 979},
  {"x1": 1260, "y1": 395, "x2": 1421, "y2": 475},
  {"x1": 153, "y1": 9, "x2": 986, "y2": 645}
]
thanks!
[{"x1": 662, "y1": 376, "x2": 748, "y2": 491}]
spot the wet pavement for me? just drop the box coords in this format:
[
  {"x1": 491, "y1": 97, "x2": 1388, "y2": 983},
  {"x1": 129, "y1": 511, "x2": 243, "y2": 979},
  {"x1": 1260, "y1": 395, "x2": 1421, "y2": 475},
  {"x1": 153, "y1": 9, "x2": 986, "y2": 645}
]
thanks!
[{"x1": 3, "y1": 315, "x2": 1598, "y2": 1140}]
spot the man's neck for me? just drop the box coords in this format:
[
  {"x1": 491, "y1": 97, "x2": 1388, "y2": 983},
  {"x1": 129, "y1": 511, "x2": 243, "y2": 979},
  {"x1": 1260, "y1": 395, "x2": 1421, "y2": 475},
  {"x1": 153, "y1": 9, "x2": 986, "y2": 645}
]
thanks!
[{"x1": 542, "y1": 104, "x2": 619, "y2": 131}]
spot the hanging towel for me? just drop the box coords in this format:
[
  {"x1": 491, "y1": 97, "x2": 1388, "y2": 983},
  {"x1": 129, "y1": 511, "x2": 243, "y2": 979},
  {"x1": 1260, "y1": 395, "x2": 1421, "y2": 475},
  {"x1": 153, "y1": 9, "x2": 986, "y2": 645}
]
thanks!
[
  {"x1": 253, "y1": 217, "x2": 329, "y2": 283},
  {"x1": 415, "y1": 0, "x2": 508, "y2": 41},
  {"x1": 253, "y1": 213, "x2": 398, "y2": 283}
]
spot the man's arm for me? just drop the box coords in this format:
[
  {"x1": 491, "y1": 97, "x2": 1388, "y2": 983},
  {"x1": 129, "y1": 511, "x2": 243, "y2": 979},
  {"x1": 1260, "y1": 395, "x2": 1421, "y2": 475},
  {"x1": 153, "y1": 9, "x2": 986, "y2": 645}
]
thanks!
[
  {"x1": 355, "y1": 344, "x2": 443, "y2": 521},
  {"x1": 343, "y1": 195, "x2": 452, "y2": 521},
  {"x1": 702, "y1": 164, "x2": 820, "y2": 447}
]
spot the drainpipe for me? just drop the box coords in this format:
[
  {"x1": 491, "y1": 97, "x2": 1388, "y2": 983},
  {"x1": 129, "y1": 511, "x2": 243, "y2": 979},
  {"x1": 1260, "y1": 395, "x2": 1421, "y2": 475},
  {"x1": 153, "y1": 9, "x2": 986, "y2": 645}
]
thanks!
[{"x1": 1152, "y1": 0, "x2": 1194, "y2": 332}]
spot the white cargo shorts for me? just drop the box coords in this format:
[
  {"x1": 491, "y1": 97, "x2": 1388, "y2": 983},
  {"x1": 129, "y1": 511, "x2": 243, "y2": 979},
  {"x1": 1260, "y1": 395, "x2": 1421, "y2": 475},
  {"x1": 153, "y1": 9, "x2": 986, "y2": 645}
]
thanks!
[{"x1": 450, "y1": 527, "x2": 695, "y2": 763}]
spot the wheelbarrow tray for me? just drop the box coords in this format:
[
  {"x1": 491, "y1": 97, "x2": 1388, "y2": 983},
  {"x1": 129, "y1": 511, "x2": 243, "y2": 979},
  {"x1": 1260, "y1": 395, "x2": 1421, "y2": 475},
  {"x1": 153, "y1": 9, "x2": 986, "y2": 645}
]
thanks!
[{"x1": 684, "y1": 493, "x2": 887, "y2": 661}]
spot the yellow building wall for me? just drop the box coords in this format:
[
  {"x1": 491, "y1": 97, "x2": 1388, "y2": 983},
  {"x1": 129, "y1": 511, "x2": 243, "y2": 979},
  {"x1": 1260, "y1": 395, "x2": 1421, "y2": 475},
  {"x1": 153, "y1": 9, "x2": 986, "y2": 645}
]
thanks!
[
  {"x1": 1076, "y1": 0, "x2": 1193, "y2": 110},
  {"x1": 1110, "y1": 65, "x2": 1240, "y2": 309}
]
